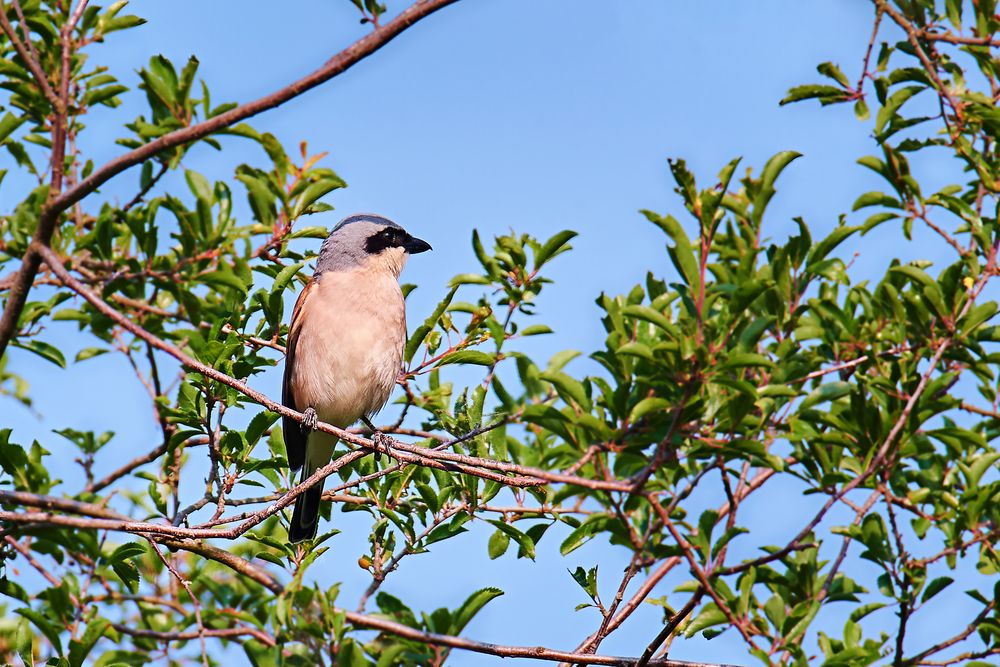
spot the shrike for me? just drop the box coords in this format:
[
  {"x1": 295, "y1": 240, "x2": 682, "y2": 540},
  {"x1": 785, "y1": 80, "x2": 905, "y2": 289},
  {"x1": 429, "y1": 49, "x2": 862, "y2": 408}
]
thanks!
[{"x1": 282, "y1": 213, "x2": 431, "y2": 543}]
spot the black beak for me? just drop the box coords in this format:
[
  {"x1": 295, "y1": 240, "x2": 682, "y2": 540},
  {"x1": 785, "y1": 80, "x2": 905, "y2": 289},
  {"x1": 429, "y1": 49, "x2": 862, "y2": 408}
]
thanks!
[{"x1": 403, "y1": 235, "x2": 432, "y2": 254}]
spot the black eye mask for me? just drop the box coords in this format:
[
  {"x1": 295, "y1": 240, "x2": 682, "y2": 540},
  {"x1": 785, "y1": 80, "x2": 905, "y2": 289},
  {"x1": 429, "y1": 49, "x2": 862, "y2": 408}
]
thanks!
[
  {"x1": 365, "y1": 228, "x2": 432, "y2": 255},
  {"x1": 364, "y1": 228, "x2": 405, "y2": 254}
]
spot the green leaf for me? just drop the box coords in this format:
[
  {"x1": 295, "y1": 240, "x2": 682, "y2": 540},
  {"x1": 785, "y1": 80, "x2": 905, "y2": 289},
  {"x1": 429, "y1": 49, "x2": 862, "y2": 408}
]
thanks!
[
  {"x1": 622, "y1": 305, "x2": 673, "y2": 333},
  {"x1": 471, "y1": 230, "x2": 496, "y2": 275},
  {"x1": 548, "y1": 349, "x2": 581, "y2": 371},
  {"x1": 643, "y1": 211, "x2": 698, "y2": 288},
  {"x1": 405, "y1": 286, "x2": 457, "y2": 363},
  {"x1": 246, "y1": 410, "x2": 280, "y2": 446},
  {"x1": 852, "y1": 191, "x2": 902, "y2": 211},
  {"x1": 448, "y1": 273, "x2": 491, "y2": 286},
  {"x1": 487, "y1": 520, "x2": 535, "y2": 560},
  {"x1": 451, "y1": 587, "x2": 504, "y2": 634},
  {"x1": 68, "y1": 618, "x2": 110, "y2": 667},
  {"x1": 487, "y1": 529, "x2": 510, "y2": 560},
  {"x1": 721, "y1": 352, "x2": 773, "y2": 369},
  {"x1": 875, "y1": 85, "x2": 924, "y2": 134},
  {"x1": 13, "y1": 340, "x2": 67, "y2": 368},
  {"x1": 890, "y1": 264, "x2": 937, "y2": 291},
  {"x1": 75, "y1": 347, "x2": 108, "y2": 362},
  {"x1": 629, "y1": 397, "x2": 672, "y2": 421},
  {"x1": 540, "y1": 369, "x2": 590, "y2": 410},
  {"x1": 16, "y1": 609, "x2": 62, "y2": 655},
  {"x1": 185, "y1": 169, "x2": 213, "y2": 203},
  {"x1": 921, "y1": 576, "x2": 953, "y2": 603},
  {"x1": 0, "y1": 112, "x2": 27, "y2": 144},
  {"x1": 752, "y1": 151, "x2": 801, "y2": 224},
  {"x1": 780, "y1": 84, "x2": 850, "y2": 106},
  {"x1": 854, "y1": 98, "x2": 870, "y2": 121},
  {"x1": 292, "y1": 175, "x2": 346, "y2": 219},
  {"x1": 84, "y1": 84, "x2": 129, "y2": 107},
  {"x1": 107, "y1": 542, "x2": 145, "y2": 593},
  {"x1": 271, "y1": 260, "x2": 307, "y2": 294},
  {"x1": 534, "y1": 230, "x2": 578, "y2": 269},
  {"x1": 808, "y1": 224, "x2": 861, "y2": 267},
  {"x1": 960, "y1": 302, "x2": 997, "y2": 336},
  {"x1": 685, "y1": 603, "x2": 728, "y2": 637},
  {"x1": 800, "y1": 381, "x2": 851, "y2": 410},
  {"x1": 435, "y1": 350, "x2": 495, "y2": 367},
  {"x1": 15, "y1": 618, "x2": 33, "y2": 667},
  {"x1": 519, "y1": 324, "x2": 553, "y2": 336},
  {"x1": 817, "y1": 62, "x2": 850, "y2": 87},
  {"x1": 560, "y1": 516, "x2": 608, "y2": 555},
  {"x1": 201, "y1": 267, "x2": 249, "y2": 295},
  {"x1": 177, "y1": 55, "x2": 200, "y2": 103}
]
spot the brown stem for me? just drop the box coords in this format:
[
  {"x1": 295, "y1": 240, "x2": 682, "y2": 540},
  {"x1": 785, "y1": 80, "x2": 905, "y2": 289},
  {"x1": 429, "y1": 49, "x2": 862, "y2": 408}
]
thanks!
[
  {"x1": 0, "y1": 489, "x2": 283, "y2": 592},
  {"x1": 84, "y1": 436, "x2": 207, "y2": 494},
  {"x1": 635, "y1": 589, "x2": 705, "y2": 667},
  {"x1": 111, "y1": 624, "x2": 276, "y2": 647}
]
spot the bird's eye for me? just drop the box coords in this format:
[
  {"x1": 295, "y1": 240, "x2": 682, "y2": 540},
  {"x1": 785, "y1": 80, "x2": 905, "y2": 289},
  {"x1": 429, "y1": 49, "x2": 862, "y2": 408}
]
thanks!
[{"x1": 364, "y1": 227, "x2": 405, "y2": 254}]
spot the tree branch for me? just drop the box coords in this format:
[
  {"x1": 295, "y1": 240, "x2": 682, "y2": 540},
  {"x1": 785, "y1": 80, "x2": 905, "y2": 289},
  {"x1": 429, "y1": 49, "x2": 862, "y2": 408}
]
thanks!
[
  {"x1": 335, "y1": 606, "x2": 744, "y2": 667},
  {"x1": 635, "y1": 588, "x2": 704, "y2": 667},
  {"x1": 110, "y1": 624, "x2": 276, "y2": 647}
]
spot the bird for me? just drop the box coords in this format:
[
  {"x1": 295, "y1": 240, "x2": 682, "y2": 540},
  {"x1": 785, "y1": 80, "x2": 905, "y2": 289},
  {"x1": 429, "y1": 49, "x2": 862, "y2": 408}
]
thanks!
[{"x1": 282, "y1": 213, "x2": 431, "y2": 543}]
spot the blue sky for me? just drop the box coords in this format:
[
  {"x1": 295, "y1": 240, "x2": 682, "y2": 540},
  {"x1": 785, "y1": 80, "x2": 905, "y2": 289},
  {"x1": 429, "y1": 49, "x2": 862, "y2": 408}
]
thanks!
[{"x1": 4, "y1": 1, "x2": 988, "y2": 665}]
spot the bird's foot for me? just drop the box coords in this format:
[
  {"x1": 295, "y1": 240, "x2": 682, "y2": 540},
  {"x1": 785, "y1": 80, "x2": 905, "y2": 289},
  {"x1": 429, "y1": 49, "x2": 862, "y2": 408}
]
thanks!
[
  {"x1": 361, "y1": 416, "x2": 392, "y2": 462},
  {"x1": 301, "y1": 407, "x2": 318, "y2": 434},
  {"x1": 372, "y1": 431, "x2": 394, "y2": 463}
]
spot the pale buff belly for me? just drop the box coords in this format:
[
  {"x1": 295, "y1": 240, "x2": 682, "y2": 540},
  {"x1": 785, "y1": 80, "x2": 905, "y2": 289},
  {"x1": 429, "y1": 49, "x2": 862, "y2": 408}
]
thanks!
[{"x1": 290, "y1": 271, "x2": 405, "y2": 428}]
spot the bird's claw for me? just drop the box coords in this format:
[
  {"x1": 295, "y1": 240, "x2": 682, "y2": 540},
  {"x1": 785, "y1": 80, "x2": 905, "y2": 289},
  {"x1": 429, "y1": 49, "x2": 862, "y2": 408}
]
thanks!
[
  {"x1": 301, "y1": 407, "x2": 318, "y2": 434},
  {"x1": 372, "y1": 431, "x2": 393, "y2": 463}
]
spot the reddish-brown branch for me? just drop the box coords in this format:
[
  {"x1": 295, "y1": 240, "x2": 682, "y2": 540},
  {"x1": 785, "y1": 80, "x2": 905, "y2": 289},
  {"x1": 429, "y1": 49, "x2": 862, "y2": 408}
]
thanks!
[
  {"x1": 635, "y1": 588, "x2": 704, "y2": 667},
  {"x1": 111, "y1": 623, "x2": 276, "y2": 647},
  {"x1": 84, "y1": 436, "x2": 208, "y2": 494},
  {"x1": 0, "y1": 489, "x2": 283, "y2": 592},
  {"x1": 650, "y1": 497, "x2": 757, "y2": 648},
  {"x1": 4, "y1": 535, "x2": 62, "y2": 588},
  {"x1": 119, "y1": 160, "x2": 169, "y2": 214},
  {"x1": 820, "y1": 489, "x2": 881, "y2": 598},
  {"x1": 876, "y1": 1, "x2": 964, "y2": 123},
  {"x1": 855, "y1": 5, "x2": 883, "y2": 94},
  {"x1": 146, "y1": 537, "x2": 210, "y2": 666},
  {"x1": 334, "y1": 607, "x2": 743, "y2": 667},
  {"x1": 587, "y1": 557, "x2": 681, "y2": 642},
  {"x1": 922, "y1": 30, "x2": 1000, "y2": 48},
  {"x1": 902, "y1": 599, "x2": 996, "y2": 665},
  {"x1": 958, "y1": 401, "x2": 1000, "y2": 419}
]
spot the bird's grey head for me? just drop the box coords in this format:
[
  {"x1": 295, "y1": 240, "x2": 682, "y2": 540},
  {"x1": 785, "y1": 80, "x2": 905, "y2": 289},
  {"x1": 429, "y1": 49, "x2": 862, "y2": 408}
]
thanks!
[{"x1": 314, "y1": 213, "x2": 432, "y2": 277}]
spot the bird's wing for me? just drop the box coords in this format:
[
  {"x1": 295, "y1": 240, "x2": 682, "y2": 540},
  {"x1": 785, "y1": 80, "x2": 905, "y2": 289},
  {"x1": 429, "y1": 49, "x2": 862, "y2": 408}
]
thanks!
[{"x1": 282, "y1": 280, "x2": 314, "y2": 471}]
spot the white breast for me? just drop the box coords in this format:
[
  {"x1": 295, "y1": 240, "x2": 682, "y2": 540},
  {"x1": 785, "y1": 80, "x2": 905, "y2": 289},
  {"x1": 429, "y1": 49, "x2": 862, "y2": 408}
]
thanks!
[{"x1": 290, "y1": 268, "x2": 406, "y2": 427}]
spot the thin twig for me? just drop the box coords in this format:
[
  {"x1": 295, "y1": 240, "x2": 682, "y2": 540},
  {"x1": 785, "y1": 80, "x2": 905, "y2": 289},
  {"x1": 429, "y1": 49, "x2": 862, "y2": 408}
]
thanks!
[
  {"x1": 635, "y1": 589, "x2": 705, "y2": 667},
  {"x1": 145, "y1": 538, "x2": 210, "y2": 667}
]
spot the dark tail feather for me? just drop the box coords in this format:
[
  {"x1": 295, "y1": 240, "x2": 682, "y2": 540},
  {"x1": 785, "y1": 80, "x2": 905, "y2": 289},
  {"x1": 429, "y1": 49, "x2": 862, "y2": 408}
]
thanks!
[{"x1": 288, "y1": 473, "x2": 325, "y2": 543}]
